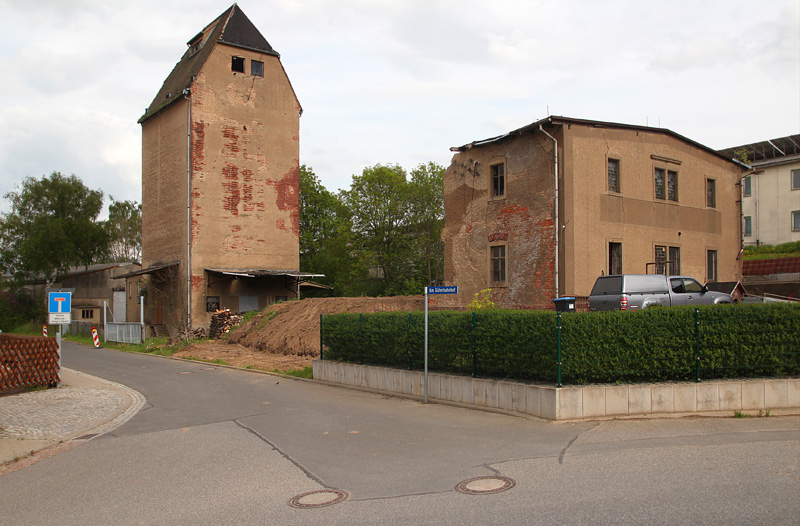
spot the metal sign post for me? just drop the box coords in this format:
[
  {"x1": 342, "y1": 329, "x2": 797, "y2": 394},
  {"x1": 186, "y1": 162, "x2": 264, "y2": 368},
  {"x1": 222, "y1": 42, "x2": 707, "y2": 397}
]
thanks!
[
  {"x1": 423, "y1": 286, "x2": 458, "y2": 403},
  {"x1": 48, "y1": 291, "x2": 72, "y2": 389}
]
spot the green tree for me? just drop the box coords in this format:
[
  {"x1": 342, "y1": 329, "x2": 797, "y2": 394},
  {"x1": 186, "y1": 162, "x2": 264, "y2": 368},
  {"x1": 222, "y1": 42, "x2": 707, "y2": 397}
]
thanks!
[
  {"x1": 407, "y1": 162, "x2": 445, "y2": 288},
  {"x1": 105, "y1": 198, "x2": 142, "y2": 262},
  {"x1": 341, "y1": 164, "x2": 414, "y2": 294},
  {"x1": 0, "y1": 172, "x2": 109, "y2": 283}
]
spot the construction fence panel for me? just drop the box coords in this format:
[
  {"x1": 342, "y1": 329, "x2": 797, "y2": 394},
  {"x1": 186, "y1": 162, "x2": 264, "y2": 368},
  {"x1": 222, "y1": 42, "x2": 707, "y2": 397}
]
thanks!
[{"x1": 106, "y1": 322, "x2": 144, "y2": 344}]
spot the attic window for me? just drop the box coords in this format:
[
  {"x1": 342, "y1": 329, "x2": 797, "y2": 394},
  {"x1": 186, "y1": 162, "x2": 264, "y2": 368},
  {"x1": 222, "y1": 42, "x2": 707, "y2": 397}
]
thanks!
[
  {"x1": 188, "y1": 40, "x2": 204, "y2": 56},
  {"x1": 251, "y1": 60, "x2": 264, "y2": 77},
  {"x1": 232, "y1": 56, "x2": 245, "y2": 73}
]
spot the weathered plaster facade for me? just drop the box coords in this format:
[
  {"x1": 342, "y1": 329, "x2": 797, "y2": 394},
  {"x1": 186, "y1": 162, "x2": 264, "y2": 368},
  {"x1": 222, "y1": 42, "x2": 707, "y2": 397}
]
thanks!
[
  {"x1": 443, "y1": 117, "x2": 744, "y2": 309},
  {"x1": 138, "y1": 5, "x2": 301, "y2": 329}
]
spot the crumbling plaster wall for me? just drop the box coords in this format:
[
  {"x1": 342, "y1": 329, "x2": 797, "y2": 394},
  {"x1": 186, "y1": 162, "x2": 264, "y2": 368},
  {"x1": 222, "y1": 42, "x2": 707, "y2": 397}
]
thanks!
[
  {"x1": 442, "y1": 133, "x2": 557, "y2": 309},
  {"x1": 188, "y1": 44, "x2": 301, "y2": 327}
]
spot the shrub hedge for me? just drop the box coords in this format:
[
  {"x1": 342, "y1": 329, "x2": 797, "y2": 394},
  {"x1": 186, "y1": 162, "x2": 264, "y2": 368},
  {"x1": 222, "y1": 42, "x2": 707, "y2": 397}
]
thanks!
[{"x1": 321, "y1": 303, "x2": 799, "y2": 385}]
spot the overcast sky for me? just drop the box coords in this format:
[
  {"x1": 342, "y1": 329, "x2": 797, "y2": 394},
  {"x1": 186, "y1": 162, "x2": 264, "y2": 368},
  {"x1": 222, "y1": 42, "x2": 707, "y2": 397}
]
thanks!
[{"x1": 1, "y1": 0, "x2": 798, "y2": 216}]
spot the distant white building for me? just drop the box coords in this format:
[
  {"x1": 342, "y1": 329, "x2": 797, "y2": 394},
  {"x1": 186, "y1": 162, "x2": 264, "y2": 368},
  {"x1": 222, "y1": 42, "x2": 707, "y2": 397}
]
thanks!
[{"x1": 718, "y1": 135, "x2": 800, "y2": 246}]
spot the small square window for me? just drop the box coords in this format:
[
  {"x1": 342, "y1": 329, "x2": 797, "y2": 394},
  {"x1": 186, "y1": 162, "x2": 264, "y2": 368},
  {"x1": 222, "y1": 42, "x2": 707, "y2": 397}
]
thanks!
[
  {"x1": 490, "y1": 245, "x2": 506, "y2": 284},
  {"x1": 743, "y1": 216, "x2": 752, "y2": 236},
  {"x1": 706, "y1": 178, "x2": 716, "y2": 208},
  {"x1": 792, "y1": 169, "x2": 800, "y2": 190},
  {"x1": 232, "y1": 56, "x2": 245, "y2": 73},
  {"x1": 608, "y1": 159, "x2": 620, "y2": 193},
  {"x1": 81, "y1": 309, "x2": 93, "y2": 320},
  {"x1": 792, "y1": 211, "x2": 800, "y2": 232},
  {"x1": 742, "y1": 176, "x2": 752, "y2": 197},
  {"x1": 251, "y1": 60, "x2": 264, "y2": 77},
  {"x1": 491, "y1": 163, "x2": 505, "y2": 198}
]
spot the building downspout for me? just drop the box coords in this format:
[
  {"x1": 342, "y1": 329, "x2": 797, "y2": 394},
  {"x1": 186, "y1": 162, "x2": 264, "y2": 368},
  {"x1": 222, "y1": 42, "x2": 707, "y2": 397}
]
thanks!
[
  {"x1": 539, "y1": 124, "x2": 559, "y2": 298},
  {"x1": 183, "y1": 88, "x2": 192, "y2": 330}
]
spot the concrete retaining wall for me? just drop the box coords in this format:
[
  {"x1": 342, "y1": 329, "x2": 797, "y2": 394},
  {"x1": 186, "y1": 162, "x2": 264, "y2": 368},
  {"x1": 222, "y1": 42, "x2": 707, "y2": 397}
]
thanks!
[{"x1": 312, "y1": 360, "x2": 800, "y2": 421}]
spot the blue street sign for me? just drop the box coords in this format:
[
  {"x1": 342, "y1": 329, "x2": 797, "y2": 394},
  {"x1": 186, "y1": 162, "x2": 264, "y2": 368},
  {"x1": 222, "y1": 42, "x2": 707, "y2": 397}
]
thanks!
[
  {"x1": 48, "y1": 292, "x2": 72, "y2": 314},
  {"x1": 427, "y1": 286, "x2": 458, "y2": 295}
]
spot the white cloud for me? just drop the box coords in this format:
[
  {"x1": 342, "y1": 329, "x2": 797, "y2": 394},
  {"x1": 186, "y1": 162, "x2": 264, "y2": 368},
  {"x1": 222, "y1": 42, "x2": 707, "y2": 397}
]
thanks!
[{"x1": 0, "y1": 0, "x2": 797, "y2": 212}]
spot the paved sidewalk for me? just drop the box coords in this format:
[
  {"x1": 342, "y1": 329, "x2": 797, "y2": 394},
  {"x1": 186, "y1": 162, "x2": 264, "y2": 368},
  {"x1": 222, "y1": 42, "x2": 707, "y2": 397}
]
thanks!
[{"x1": 0, "y1": 368, "x2": 145, "y2": 468}]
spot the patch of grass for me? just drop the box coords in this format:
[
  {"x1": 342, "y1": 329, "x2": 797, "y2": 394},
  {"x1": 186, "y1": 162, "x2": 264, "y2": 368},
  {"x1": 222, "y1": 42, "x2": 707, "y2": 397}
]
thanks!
[
  {"x1": 733, "y1": 410, "x2": 749, "y2": 418},
  {"x1": 256, "y1": 310, "x2": 280, "y2": 330},
  {"x1": 182, "y1": 356, "x2": 230, "y2": 366},
  {"x1": 273, "y1": 366, "x2": 313, "y2": 379}
]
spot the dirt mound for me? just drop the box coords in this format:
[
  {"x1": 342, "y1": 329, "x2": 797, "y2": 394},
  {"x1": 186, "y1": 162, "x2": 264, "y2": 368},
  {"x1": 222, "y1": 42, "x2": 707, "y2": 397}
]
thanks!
[{"x1": 226, "y1": 296, "x2": 425, "y2": 357}]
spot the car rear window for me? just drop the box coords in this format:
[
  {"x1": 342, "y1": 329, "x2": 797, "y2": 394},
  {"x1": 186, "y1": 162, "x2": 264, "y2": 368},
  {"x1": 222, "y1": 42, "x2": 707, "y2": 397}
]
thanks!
[{"x1": 590, "y1": 276, "x2": 622, "y2": 295}]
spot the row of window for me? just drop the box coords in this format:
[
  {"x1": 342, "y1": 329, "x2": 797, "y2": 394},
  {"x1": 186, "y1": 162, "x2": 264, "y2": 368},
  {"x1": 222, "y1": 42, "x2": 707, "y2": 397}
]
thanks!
[
  {"x1": 742, "y1": 169, "x2": 800, "y2": 196},
  {"x1": 231, "y1": 56, "x2": 264, "y2": 77},
  {"x1": 488, "y1": 243, "x2": 719, "y2": 285},
  {"x1": 489, "y1": 159, "x2": 719, "y2": 206},
  {"x1": 744, "y1": 212, "x2": 800, "y2": 235}
]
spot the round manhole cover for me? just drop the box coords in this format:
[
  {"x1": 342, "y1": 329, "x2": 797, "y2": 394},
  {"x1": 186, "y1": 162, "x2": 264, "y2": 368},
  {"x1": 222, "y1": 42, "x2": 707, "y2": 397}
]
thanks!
[
  {"x1": 455, "y1": 476, "x2": 516, "y2": 495},
  {"x1": 288, "y1": 489, "x2": 349, "y2": 509}
]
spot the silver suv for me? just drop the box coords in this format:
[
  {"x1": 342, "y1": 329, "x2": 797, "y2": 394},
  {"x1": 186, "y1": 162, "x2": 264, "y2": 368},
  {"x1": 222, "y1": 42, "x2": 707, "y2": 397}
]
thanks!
[{"x1": 589, "y1": 274, "x2": 734, "y2": 311}]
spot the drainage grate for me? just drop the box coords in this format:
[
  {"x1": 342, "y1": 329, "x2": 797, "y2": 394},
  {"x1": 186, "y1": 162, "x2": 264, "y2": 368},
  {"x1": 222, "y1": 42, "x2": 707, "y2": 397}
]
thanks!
[
  {"x1": 288, "y1": 489, "x2": 349, "y2": 509},
  {"x1": 455, "y1": 476, "x2": 516, "y2": 495}
]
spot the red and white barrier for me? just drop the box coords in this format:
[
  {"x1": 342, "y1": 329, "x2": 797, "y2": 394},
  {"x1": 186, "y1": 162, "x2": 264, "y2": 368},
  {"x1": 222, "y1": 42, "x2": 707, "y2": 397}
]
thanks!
[
  {"x1": 91, "y1": 327, "x2": 101, "y2": 348},
  {"x1": 43, "y1": 324, "x2": 48, "y2": 337}
]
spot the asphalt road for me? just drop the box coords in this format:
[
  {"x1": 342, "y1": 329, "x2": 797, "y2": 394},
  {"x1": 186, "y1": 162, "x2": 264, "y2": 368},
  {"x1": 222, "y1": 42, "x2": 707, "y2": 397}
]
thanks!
[{"x1": 2, "y1": 342, "x2": 798, "y2": 525}]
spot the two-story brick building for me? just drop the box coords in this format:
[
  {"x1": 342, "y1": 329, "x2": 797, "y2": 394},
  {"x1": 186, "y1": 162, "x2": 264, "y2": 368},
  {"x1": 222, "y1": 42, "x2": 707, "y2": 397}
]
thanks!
[
  {"x1": 131, "y1": 5, "x2": 317, "y2": 331},
  {"x1": 442, "y1": 116, "x2": 744, "y2": 309}
]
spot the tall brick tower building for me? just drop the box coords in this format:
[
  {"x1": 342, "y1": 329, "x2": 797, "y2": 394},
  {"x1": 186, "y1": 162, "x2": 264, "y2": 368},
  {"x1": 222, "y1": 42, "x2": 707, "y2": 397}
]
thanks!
[{"x1": 133, "y1": 5, "x2": 310, "y2": 331}]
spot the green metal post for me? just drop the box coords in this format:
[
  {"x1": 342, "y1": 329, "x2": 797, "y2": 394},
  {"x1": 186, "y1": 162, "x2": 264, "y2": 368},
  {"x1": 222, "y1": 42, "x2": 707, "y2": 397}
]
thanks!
[
  {"x1": 359, "y1": 313, "x2": 364, "y2": 365},
  {"x1": 695, "y1": 308, "x2": 701, "y2": 382},
  {"x1": 408, "y1": 313, "x2": 413, "y2": 370},
  {"x1": 471, "y1": 312, "x2": 477, "y2": 377},
  {"x1": 556, "y1": 312, "x2": 562, "y2": 388},
  {"x1": 319, "y1": 314, "x2": 324, "y2": 361}
]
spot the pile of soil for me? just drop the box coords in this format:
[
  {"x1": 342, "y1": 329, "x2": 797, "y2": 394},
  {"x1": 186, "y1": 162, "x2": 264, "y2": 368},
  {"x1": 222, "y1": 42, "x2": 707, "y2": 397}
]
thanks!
[{"x1": 172, "y1": 296, "x2": 424, "y2": 371}]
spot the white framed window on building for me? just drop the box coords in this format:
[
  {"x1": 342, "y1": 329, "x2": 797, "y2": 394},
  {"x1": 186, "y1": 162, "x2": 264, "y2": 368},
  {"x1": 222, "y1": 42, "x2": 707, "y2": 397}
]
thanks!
[
  {"x1": 742, "y1": 176, "x2": 752, "y2": 197},
  {"x1": 743, "y1": 216, "x2": 752, "y2": 237},
  {"x1": 792, "y1": 169, "x2": 800, "y2": 191},
  {"x1": 792, "y1": 211, "x2": 800, "y2": 232}
]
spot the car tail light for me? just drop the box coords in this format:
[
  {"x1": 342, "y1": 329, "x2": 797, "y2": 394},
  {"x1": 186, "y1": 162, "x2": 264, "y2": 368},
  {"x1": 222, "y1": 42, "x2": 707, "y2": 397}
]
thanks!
[{"x1": 620, "y1": 296, "x2": 628, "y2": 310}]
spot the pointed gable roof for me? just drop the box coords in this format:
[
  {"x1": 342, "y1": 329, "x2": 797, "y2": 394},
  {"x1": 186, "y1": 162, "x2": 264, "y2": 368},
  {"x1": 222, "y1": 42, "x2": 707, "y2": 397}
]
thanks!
[{"x1": 138, "y1": 4, "x2": 280, "y2": 124}]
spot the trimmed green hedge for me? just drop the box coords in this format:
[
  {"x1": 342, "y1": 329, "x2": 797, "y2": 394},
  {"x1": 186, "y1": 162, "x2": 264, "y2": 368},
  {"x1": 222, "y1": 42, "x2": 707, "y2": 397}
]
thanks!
[{"x1": 321, "y1": 303, "x2": 799, "y2": 385}]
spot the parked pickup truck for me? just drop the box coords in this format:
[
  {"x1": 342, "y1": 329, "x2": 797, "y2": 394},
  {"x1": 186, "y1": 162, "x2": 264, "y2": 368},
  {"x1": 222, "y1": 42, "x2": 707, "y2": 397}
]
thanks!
[{"x1": 589, "y1": 274, "x2": 734, "y2": 311}]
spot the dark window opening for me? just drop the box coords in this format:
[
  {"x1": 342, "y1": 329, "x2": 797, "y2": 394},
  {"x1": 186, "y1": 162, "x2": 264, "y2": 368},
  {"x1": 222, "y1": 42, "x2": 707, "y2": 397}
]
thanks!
[
  {"x1": 706, "y1": 179, "x2": 716, "y2": 208},
  {"x1": 743, "y1": 216, "x2": 752, "y2": 236},
  {"x1": 81, "y1": 309, "x2": 93, "y2": 320},
  {"x1": 206, "y1": 296, "x2": 220, "y2": 312},
  {"x1": 667, "y1": 170, "x2": 678, "y2": 201},
  {"x1": 609, "y1": 242, "x2": 622, "y2": 275},
  {"x1": 232, "y1": 56, "x2": 245, "y2": 73},
  {"x1": 491, "y1": 163, "x2": 505, "y2": 198},
  {"x1": 251, "y1": 60, "x2": 264, "y2": 77},
  {"x1": 490, "y1": 245, "x2": 506, "y2": 284},
  {"x1": 608, "y1": 159, "x2": 620, "y2": 193},
  {"x1": 655, "y1": 168, "x2": 665, "y2": 199},
  {"x1": 707, "y1": 250, "x2": 718, "y2": 282}
]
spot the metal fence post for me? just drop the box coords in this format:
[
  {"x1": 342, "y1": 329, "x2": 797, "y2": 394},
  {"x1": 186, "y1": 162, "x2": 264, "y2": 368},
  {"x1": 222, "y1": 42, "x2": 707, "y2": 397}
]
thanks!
[
  {"x1": 556, "y1": 312, "x2": 563, "y2": 388},
  {"x1": 359, "y1": 313, "x2": 364, "y2": 365},
  {"x1": 319, "y1": 314, "x2": 324, "y2": 361},
  {"x1": 471, "y1": 312, "x2": 477, "y2": 377},
  {"x1": 408, "y1": 313, "x2": 413, "y2": 370},
  {"x1": 695, "y1": 308, "x2": 701, "y2": 382}
]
